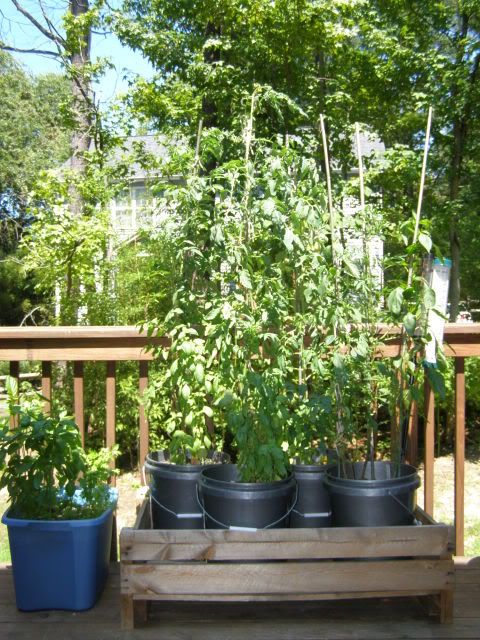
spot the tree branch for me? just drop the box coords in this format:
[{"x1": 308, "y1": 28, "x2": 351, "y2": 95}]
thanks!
[
  {"x1": 9, "y1": 0, "x2": 65, "y2": 46},
  {"x1": 39, "y1": 0, "x2": 65, "y2": 44},
  {"x1": 1, "y1": 43, "x2": 61, "y2": 58}
]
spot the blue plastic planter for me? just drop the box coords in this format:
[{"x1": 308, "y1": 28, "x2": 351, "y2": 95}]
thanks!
[{"x1": 2, "y1": 501, "x2": 116, "y2": 612}]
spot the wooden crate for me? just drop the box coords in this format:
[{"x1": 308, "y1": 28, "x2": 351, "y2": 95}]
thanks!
[{"x1": 120, "y1": 500, "x2": 454, "y2": 630}]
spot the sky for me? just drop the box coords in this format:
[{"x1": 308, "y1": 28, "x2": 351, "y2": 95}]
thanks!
[{"x1": 0, "y1": 0, "x2": 154, "y2": 106}]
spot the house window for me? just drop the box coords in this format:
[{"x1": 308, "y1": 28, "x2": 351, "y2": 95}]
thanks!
[{"x1": 111, "y1": 185, "x2": 155, "y2": 240}]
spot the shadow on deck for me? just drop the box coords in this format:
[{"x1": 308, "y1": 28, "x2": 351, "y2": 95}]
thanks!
[{"x1": 1, "y1": 557, "x2": 479, "y2": 640}]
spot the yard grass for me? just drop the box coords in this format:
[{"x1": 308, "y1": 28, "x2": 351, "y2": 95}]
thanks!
[
  {"x1": 418, "y1": 454, "x2": 480, "y2": 557},
  {"x1": 0, "y1": 455, "x2": 478, "y2": 563}
]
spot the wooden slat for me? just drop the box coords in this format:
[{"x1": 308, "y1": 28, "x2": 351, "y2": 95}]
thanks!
[
  {"x1": 106, "y1": 361, "x2": 116, "y2": 478},
  {"x1": 8, "y1": 361, "x2": 19, "y2": 428},
  {"x1": 120, "y1": 522, "x2": 450, "y2": 562},
  {"x1": 73, "y1": 361, "x2": 84, "y2": 445},
  {"x1": 424, "y1": 379, "x2": 435, "y2": 516},
  {"x1": 122, "y1": 559, "x2": 453, "y2": 598},
  {"x1": 41, "y1": 361, "x2": 52, "y2": 414},
  {"x1": 138, "y1": 360, "x2": 149, "y2": 477},
  {"x1": 0, "y1": 338, "x2": 159, "y2": 362},
  {"x1": 0, "y1": 326, "x2": 160, "y2": 339},
  {"x1": 455, "y1": 357, "x2": 465, "y2": 556}
]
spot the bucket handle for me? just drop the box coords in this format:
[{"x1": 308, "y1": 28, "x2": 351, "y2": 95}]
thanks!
[
  {"x1": 149, "y1": 492, "x2": 203, "y2": 521},
  {"x1": 291, "y1": 508, "x2": 332, "y2": 518},
  {"x1": 196, "y1": 484, "x2": 298, "y2": 531},
  {"x1": 144, "y1": 463, "x2": 203, "y2": 524},
  {"x1": 387, "y1": 491, "x2": 421, "y2": 524}
]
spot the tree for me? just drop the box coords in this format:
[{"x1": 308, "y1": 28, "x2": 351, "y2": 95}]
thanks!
[
  {"x1": 1, "y1": 1, "x2": 101, "y2": 175},
  {"x1": 115, "y1": 0, "x2": 480, "y2": 318},
  {"x1": 0, "y1": 51, "x2": 71, "y2": 324}
]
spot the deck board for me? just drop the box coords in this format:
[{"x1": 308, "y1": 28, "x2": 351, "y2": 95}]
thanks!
[{"x1": 1, "y1": 558, "x2": 479, "y2": 639}]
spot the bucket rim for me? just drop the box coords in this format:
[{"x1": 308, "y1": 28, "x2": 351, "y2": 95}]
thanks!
[
  {"x1": 325, "y1": 460, "x2": 419, "y2": 487},
  {"x1": 200, "y1": 463, "x2": 294, "y2": 490}
]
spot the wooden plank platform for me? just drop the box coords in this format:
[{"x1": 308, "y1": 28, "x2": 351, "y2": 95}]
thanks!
[
  {"x1": 0, "y1": 558, "x2": 479, "y2": 639},
  {"x1": 120, "y1": 501, "x2": 455, "y2": 630}
]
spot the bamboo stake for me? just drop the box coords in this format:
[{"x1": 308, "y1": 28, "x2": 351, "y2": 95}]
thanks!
[
  {"x1": 407, "y1": 106, "x2": 433, "y2": 287},
  {"x1": 355, "y1": 122, "x2": 366, "y2": 214},
  {"x1": 194, "y1": 118, "x2": 203, "y2": 174},
  {"x1": 319, "y1": 114, "x2": 344, "y2": 453},
  {"x1": 319, "y1": 114, "x2": 336, "y2": 273},
  {"x1": 354, "y1": 122, "x2": 371, "y2": 279},
  {"x1": 242, "y1": 88, "x2": 260, "y2": 244},
  {"x1": 396, "y1": 106, "x2": 433, "y2": 465},
  {"x1": 355, "y1": 123, "x2": 375, "y2": 480}
]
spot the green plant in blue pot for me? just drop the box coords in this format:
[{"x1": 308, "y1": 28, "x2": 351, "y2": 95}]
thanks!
[{"x1": 0, "y1": 377, "x2": 118, "y2": 612}]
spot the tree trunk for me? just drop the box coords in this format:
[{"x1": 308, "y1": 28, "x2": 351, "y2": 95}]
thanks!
[
  {"x1": 447, "y1": 14, "x2": 469, "y2": 322},
  {"x1": 69, "y1": 0, "x2": 92, "y2": 179}
]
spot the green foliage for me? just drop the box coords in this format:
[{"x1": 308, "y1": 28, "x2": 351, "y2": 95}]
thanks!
[
  {"x1": 0, "y1": 377, "x2": 117, "y2": 520},
  {"x1": 0, "y1": 51, "x2": 72, "y2": 325},
  {"x1": 0, "y1": 53, "x2": 71, "y2": 225}
]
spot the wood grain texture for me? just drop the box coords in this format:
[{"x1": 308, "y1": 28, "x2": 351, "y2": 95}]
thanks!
[
  {"x1": 120, "y1": 524, "x2": 450, "y2": 562},
  {"x1": 122, "y1": 559, "x2": 453, "y2": 597}
]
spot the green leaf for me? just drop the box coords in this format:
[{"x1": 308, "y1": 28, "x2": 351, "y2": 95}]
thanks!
[
  {"x1": 343, "y1": 256, "x2": 360, "y2": 278},
  {"x1": 283, "y1": 227, "x2": 295, "y2": 252},
  {"x1": 423, "y1": 285, "x2": 436, "y2": 310},
  {"x1": 403, "y1": 312, "x2": 417, "y2": 336},
  {"x1": 194, "y1": 363, "x2": 205, "y2": 384},
  {"x1": 333, "y1": 352, "x2": 344, "y2": 370},
  {"x1": 425, "y1": 365, "x2": 446, "y2": 399},
  {"x1": 239, "y1": 270, "x2": 252, "y2": 289},
  {"x1": 181, "y1": 384, "x2": 191, "y2": 400},
  {"x1": 387, "y1": 287, "x2": 404, "y2": 315},
  {"x1": 418, "y1": 232, "x2": 432, "y2": 253},
  {"x1": 203, "y1": 406, "x2": 213, "y2": 418}
]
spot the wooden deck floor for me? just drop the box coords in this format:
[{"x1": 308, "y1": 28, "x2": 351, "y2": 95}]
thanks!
[{"x1": 1, "y1": 557, "x2": 479, "y2": 640}]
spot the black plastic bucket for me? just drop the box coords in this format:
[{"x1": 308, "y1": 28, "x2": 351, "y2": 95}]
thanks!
[
  {"x1": 145, "y1": 450, "x2": 229, "y2": 529},
  {"x1": 290, "y1": 464, "x2": 332, "y2": 528},
  {"x1": 324, "y1": 461, "x2": 420, "y2": 527},
  {"x1": 198, "y1": 464, "x2": 297, "y2": 530}
]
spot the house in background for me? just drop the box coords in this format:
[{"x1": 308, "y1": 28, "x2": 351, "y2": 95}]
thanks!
[
  {"x1": 110, "y1": 130, "x2": 385, "y2": 243},
  {"x1": 107, "y1": 135, "x2": 182, "y2": 243}
]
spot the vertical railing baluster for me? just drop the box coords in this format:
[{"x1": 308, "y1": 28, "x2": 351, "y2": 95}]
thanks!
[
  {"x1": 73, "y1": 361, "x2": 85, "y2": 446},
  {"x1": 455, "y1": 357, "x2": 466, "y2": 556},
  {"x1": 406, "y1": 400, "x2": 418, "y2": 467},
  {"x1": 424, "y1": 378, "x2": 435, "y2": 516},
  {"x1": 42, "y1": 361, "x2": 52, "y2": 414},
  {"x1": 138, "y1": 361, "x2": 149, "y2": 484},
  {"x1": 9, "y1": 361, "x2": 19, "y2": 428},
  {"x1": 106, "y1": 361, "x2": 116, "y2": 482}
]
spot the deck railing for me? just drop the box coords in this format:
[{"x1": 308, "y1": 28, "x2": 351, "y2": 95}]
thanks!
[{"x1": 0, "y1": 323, "x2": 478, "y2": 555}]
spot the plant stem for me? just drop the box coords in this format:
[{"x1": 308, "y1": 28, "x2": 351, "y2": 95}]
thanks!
[{"x1": 319, "y1": 114, "x2": 344, "y2": 453}]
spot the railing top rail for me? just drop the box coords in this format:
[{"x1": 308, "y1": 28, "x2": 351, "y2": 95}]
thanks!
[
  {"x1": 0, "y1": 326, "x2": 145, "y2": 339},
  {"x1": 0, "y1": 323, "x2": 479, "y2": 361}
]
